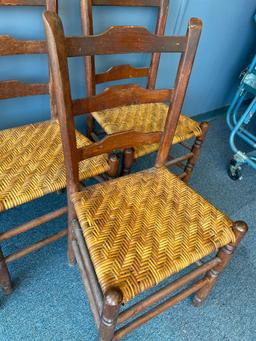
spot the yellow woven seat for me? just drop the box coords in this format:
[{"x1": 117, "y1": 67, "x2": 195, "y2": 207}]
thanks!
[
  {"x1": 71, "y1": 167, "x2": 235, "y2": 303},
  {"x1": 0, "y1": 120, "x2": 109, "y2": 212},
  {"x1": 92, "y1": 103, "x2": 202, "y2": 158}
]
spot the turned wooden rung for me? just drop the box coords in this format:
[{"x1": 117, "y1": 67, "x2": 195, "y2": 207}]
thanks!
[
  {"x1": 5, "y1": 229, "x2": 67, "y2": 263},
  {"x1": 166, "y1": 152, "x2": 193, "y2": 168},
  {"x1": 0, "y1": 207, "x2": 67, "y2": 241},
  {"x1": 179, "y1": 141, "x2": 192, "y2": 150}
]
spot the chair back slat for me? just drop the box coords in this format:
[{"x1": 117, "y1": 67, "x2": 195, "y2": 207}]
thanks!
[
  {"x1": 81, "y1": 0, "x2": 169, "y2": 95},
  {"x1": 0, "y1": 0, "x2": 57, "y2": 10},
  {"x1": 0, "y1": 80, "x2": 49, "y2": 99},
  {"x1": 72, "y1": 84, "x2": 173, "y2": 115},
  {"x1": 0, "y1": 35, "x2": 47, "y2": 55},
  {"x1": 95, "y1": 64, "x2": 149, "y2": 84},
  {"x1": 92, "y1": 0, "x2": 162, "y2": 7},
  {"x1": 65, "y1": 28, "x2": 186, "y2": 57},
  {"x1": 0, "y1": 1, "x2": 58, "y2": 118},
  {"x1": 78, "y1": 130, "x2": 162, "y2": 160},
  {"x1": 43, "y1": 11, "x2": 202, "y2": 193}
]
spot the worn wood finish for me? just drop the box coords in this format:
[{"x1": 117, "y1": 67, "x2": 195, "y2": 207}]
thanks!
[
  {"x1": 44, "y1": 12, "x2": 247, "y2": 340},
  {"x1": 123, "y1": 148, "x2": 134, "y2": 175},
  {"x1": 193, "y1": 221, "x2": 248, "y2": 307},
  {"x1": 5, "y1": 229, "x2": 67, "y2": 263},
  {"x1": 72, "y1": 84, "x2": 173, "y2": 115},
  {"x1": 156, "y1": 18, "x2": 202, "y2": 167},
  {"x1": 95, "y1": 64, "x2": 149, "y2": 84},
  {"x1": 78, "y1": 131, "x2": 161, "y2": 160},
  {"x1": 0, "y1": 80, "x2": 49, "y2": 99},
  {"x1": 80, "y1": 0, "x2": 169, "y2": 136},
  {"x1": 92, "y1": 0, "x2": 162, "y2": 6},
  {"x1": 0, "y1": 35, "x2": 46, "y2": 55},
  {"x1": 65, "y1": 29, "x2": 186, "y2": 57},
  {"x1": 100, "y1": 288, "x2": 123, "y2": 341},
  {"x1": 0, "y1": 0, "x2": 62, "y2": 295},
  {"x1": 0, "y1": 207, "x2": 67, "y2": 241}
]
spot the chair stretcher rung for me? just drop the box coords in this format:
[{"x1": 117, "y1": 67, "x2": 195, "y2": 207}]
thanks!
[
  {"x1": 0, "y1": 207, "x2": 67, "y2": 242},
  {"x1": 5, "y1": 229, "x2": 67, "y2": 263}
]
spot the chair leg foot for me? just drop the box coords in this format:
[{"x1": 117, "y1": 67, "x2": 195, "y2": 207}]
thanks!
[
  {"x1": 0, "y1": 248, "x2": 12, "y2": 295},
  {"x1": 183, "y1": 121, "x2": 208, "y2": 183},
  {"x1": 193, "y1": 221, "x2": 248, "y2": 307},
  {"x1": 122, "y1": 148, "x2": 134, "y2": 175},
  {"x1": 99, "y1": 288, "x2": 123, "y2": 341}
]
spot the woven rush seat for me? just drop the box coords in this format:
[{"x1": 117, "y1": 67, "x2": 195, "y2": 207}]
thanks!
[
  {"x1": 92, "y1": 103, "x2": 202, "y2": 158},
  {"x1": 71, "y1": 167, "x2": 235, "y2": 303},
  {"x1": 0, "y1": 120, "x2": 109, "y2": 212}
]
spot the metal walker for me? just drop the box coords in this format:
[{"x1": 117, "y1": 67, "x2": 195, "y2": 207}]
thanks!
[{"x1": 226, "y1": 52, "x2": 256, "y2": 180}]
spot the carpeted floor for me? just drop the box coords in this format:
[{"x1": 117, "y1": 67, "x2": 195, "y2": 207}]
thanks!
[{"x1": 1, "y1": 115, "x2": 256, "y2": 341}]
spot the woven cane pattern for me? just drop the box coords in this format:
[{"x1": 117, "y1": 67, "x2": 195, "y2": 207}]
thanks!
[
  {"x1": 92, "y1": 103, "x2": 202, "y2": 158},
  {"x1": 0, "y1": 120, "x2": 109, "y2": 212},
  {"x1": 72, "y1": 167, "x2": 235, "y2": 303}
]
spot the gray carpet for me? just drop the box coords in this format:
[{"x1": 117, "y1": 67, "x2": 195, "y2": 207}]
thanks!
[{"x1": 1, "y1": 115, "x2": 256, "y2": 341}]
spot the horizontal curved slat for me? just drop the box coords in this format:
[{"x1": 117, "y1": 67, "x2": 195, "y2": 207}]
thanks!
[
  {"x1": 95, "y1": 64, "x2": 149, "y2": 84},
  {"x1": 65, "y1": 26, "x2": 187, "y2": 57},
  {"x1": 72, "y1": 84, "x2": 173, "y2": 115},
  {"x1": 92, "y1": 0, "x2": 161, "y2": 7},
  {"x1": 0, "y1": 80, "x2": 49, "y2": 99},
  {"x1": 0, "y1": 35, "x2": 47, "y2": 55},
  {"x1": 0, "y1": 0, "x2": 46, "y2": 5},
  {"x1": 78, "y1": 130, "x2": 162, "y2": 160}
]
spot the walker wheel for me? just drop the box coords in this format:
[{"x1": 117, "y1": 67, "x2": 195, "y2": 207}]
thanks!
[{"x1": 227, "y1": 159, "x2": 242, "y2": 181}]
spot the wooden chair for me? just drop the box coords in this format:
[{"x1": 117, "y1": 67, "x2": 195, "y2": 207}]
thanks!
[
  {"x1": 0, "y1": 0, "x2": 117, "y2": 296},
  {"x1": 80, "y1": 0, "x2": 209, "y2": 179},
  {"x1": 44, "y1": 11, "x2": 248, "y2": 340}
]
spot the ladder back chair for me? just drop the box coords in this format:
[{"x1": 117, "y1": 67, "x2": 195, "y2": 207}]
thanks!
[
  {"x1": 44, "y1": 11, "x2": 248, "y2": 340},
  {"x1": 0, "y1": 0, "x2": 116, "y2": 296},
  {"x1": 81, "y1": 0, "x2": 209, "y2": 178}
]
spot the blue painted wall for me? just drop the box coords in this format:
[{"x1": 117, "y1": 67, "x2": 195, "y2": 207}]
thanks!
[{"x1": 0, "y1": 0, "x2": 255, "y2": 129}]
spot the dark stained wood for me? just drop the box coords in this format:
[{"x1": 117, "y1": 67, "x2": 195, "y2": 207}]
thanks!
[
  {"x1": 0, "y1": 0, "x2": 61, "y2": 295},
  {"x1": 0, "y1": 247, "x2": 12, "y2": 294},
  {"x1": 65, "y1": 28, "x2": 187, "y2": 57},
  {"x1": 78, "y1": 131, "x2": 162, "y2": 160},
  {"x1": 5, "y1": 229, "x2": 67, "y2": 263},
  {"x1": 100, "y1": 288, "x2": 123, "y2": 341},
  {"x1": 123, "y1": 148, "x2": 134, "y2": 175},
  {"x1": 147, "y1": 0, "x2": 169, "y2": 89},
  {"x1": 156, "y1": 18, "x2": 203, "y2": 167},
  {"x1": 72, "y1": 84, "x2": 173, "y2": 115},
  {"x1": 0, "y1": 207, "x2": 67, "y2": 241},
  {"x1": 81, "y1": 0, "x2": 169, "y2": 137},
  {"x1": 183, "y1": 121, "x2": 209, "y2": 183},
  {"x1": 118, "y1": 257, "x2": 220, "y2": 324},
  {"x1": 95, "y1": 64, "x2": 149, "y2": 84},
  {"x1": 92, "y1": 0, "x2": 162, "y2": 6},
  {"x1": 0, "y1": 35, "x2": 47, "y2": 55},
  {"x1": 0, "y1": 80, "x2": 49, "y2": 99},
  {"x1": 0, "y1": 0, "x2": 46, "y2": 5},
  {"x1": 107, "y1": 154, "x2": 119, "y2": 177}
]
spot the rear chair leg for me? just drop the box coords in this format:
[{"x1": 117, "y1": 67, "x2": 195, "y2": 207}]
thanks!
[
  {"x1": 123, "y1": 148, "x2": 135, "y2": 175},
  {"x1": 0, "y1": 247, "x2": 12, "y2": 295},
  {"x1": 183, "y1": 121, "x2": 208, "y2": 183},
  {"x1": 99, "y1": 288, "x2": 123, "y2": 341},
  {"x1": 67, "y1": 198, "x2": 76, "y2": 266},
  {"x1": 87, "y1": 114, "x2": 95, "y2": 139},
  {"x1": 193, "y1": 221, "x2": 248, "y2": 307},
  {"x1": 107, "y1": 154, "x2": 120, "y2": 178}
]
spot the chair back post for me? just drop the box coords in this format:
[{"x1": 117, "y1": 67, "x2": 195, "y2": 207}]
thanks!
[
  {"x1": 155, "y1": 18, "x2": 202, "y2": 167},
  {"x1": 147, "y1": 0, "x2": 169, "y2": 89},
  {"x1": 43, "y1": 12, "x2": 80, "y2": 194}
]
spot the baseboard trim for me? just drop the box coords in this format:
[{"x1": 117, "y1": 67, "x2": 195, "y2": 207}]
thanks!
[{"x1": 192, "y1": 99, "x2": 252, "y2": 122}]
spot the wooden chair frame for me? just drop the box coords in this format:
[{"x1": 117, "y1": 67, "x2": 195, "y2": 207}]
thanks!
[
  {"x1": 43, "y1": 11, "x2": 247, "y2": 340},
  {"x1": 80, "y1": 0, "x2": 208, "y2": 178},
  {"x1": 0, "y1": 0, "x2": 67, "y2": 296}
]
